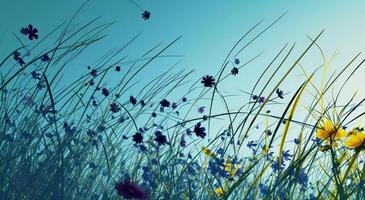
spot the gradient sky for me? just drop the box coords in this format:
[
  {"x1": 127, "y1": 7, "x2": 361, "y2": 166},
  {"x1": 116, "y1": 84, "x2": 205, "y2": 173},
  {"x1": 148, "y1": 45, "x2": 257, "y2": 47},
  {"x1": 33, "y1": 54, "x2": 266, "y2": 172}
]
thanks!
[{"x1": 2, "y1": 0, "x2": 365, "y2": 137}]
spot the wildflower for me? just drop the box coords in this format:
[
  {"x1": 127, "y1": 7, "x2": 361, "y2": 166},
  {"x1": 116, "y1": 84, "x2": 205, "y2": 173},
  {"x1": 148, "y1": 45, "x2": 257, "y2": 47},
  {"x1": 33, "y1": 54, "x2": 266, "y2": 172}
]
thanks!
[
  {"x1": 90, "y1": 69, "x2": 97, "y2": 77},
  {"x1": 252, "y1": 95, "x2": 258, "y2": 100},
  {"x1": 130, "y1": 96, "x2": 137, "y2": 105},
  {"x1": 115, "y1": 65, "x2": 121, "y2": 72},
  {"x1": 182, "y1": 97, "x2": 187, "y2": 102},
  {"x1": 315, "y1": 120, "x2": 347, "y2": 141},
  {"x1": 138, "y1": 100, "x2": 145, "y2": 107},
  {"x1": 41, "y1": 54, "x2": 50, "y2": 62},
  {"x1": 194, "y1": 122, "x2": 207, "y2": 139},
  {"x1": 115, "y1": 179, "x2": 148, "y2": 199},
  {"x1": 160, "y1": 99, "x2": 170, "y2": 107},
  {"x1": 154, "y1": 131, "x2": 167, "y2": 146},
  {"x1": 13, "y1": 51, "x2": 25, "y2": 66},
  {"x1": 20, "y1": 24, "x2": 39, "y2": 40},
  {"x1": 276, "y1": 88, "x2": 284, "y2": 99},
  {"x1": 142, "y1": 10, "x2": 151, "y2": 20},
  {"x1": 31, "y1": 71, "x2": 41, "y2": 80},
  {"x1": 202, "y1": 146, "x2": 214, "y2": 157},
  {"x1": 215, "y1": 187, "x2": 224, "y2": 197},
  {"x1": 101, "y1": 88, "x2": 110, "y2": 96},
  {"x1": 282, "y1": 150, "x2": 292, "y2": 162},
  {"x1": 231, "y1": 67, "x2": 239, "y2": 75},
  {"x1": 132, "y1": 132, "x2": 143, "y2": 144},
  {"x1": 294, "y1": 138, "x2": 300, "y2": 145},
  {"x1": 201, "y1": 75, "x2": 215, "y2": 87},
  {"x1": 234, "y1": 58, "x2": 240, "y2": 65},
  {"x1": 344, "y1": 131, "x2": 365, "y2": 149},
  {"x1": 151, "y1": 112, "x2": 156, "y2": 117},
  {"x1": 110, "y1": 102, "x2": 121, "y2": 113},
  {"x1": 180, "y1": 136, "x2": 187, "y2": 147},
  {"x1": 247, "y1": 141, "x2": 257, "y2": 151},
  {"x1": 172, "y1": 102, "x2": 177, "y2": 109},
  {"x1": 258, "y1": 96, "x2": 265, "y2": 104},
  {"x1": 198, "y1": 106, "x2": 205, "y2": 113}
]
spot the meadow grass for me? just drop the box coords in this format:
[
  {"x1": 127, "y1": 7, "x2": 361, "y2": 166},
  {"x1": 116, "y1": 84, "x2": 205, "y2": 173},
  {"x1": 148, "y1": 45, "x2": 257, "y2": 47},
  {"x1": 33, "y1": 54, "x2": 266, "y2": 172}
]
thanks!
[{"x1": 1, "y1": 5, "x2": 365, "y2": 200}]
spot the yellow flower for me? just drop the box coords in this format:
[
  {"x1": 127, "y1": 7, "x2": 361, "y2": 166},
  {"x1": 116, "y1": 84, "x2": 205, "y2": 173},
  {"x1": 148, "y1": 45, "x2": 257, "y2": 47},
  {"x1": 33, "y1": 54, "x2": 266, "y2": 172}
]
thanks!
[
  {"x1": 344, "y1": 131, "x2": 365, "y2": 149},
  {"x1": 202, "y1": 147, "x2": 214, "y2": 157},
  {"x1": 315, "y1": 120, "x2": 347, "y2": 141},
  {"x1": 215, "y1": 187, "x2": 224, "y2": 197}
]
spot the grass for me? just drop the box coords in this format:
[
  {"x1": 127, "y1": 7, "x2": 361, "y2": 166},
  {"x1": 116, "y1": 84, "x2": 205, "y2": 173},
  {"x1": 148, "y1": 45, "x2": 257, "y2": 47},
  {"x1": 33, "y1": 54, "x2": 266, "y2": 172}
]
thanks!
[{"x1": 1, "y1": 3, "x2": 365, "y2": 200}]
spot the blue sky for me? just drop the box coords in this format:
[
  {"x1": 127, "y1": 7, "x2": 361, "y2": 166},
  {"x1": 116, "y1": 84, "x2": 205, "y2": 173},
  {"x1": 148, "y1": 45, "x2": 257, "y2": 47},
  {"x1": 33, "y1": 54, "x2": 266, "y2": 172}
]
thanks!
[{"x1": 2, "y1": 0, "x2": 365, "y2": 135}]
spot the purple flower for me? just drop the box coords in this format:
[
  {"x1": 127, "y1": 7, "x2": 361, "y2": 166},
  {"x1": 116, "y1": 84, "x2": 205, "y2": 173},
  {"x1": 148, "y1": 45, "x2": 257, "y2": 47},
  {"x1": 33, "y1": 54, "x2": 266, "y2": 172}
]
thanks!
[
  {"x1": 231, "y1": 67, "x2": 239, "y2": 75},
  {"x1": 115, "y1": 66, "x2": 121, "y2": 72},
  {"x1": 110, "y1": 102, "x2": 121, "y2": 113},
  {"x1": 132, "y1": 132, "x2": 143, "y2": 144},
  {"x1": 13, "y1": 51, "x2": 25, "y2": 66},
  {"x1": 130, "y1": 96, "x2": 137, "y2": 105},
  {"x1": 201, "y1": 75, "x2": 215, "y2": 87},
  {"x1": 142, "y1": 10, "x2": 151, "y2": 20},
  {"x1": 115, "y1": 179, "x2": 148, "y2": 199},
  {"x1": 101, "y1": 88, "x2": 110, "y2": 96},
  {"x1": 90, "y1": 69, "x2": 97, "y2": 77},
  {"x1": 20, "y1": 24, "x2": 39, "y2": 40},
  {"x1": 198, "y1": 106, "x2": 205, "y2": 113},
  {"x1": 154, "y1": 131, "x2": 167, "y2": 146},
  {"x1": 160, "y1": 99, "x2": 170, "y2": 108},
  {"x1": 258, "y1": 96, "x2": 265, "y2": 104},
  {"x1": 234, "y1": 58, "x2": 240, "y2": 65},
  {"x1": 276, "y1": 88, "x2": 284, "y2": 99},
  {"x1": 41, "y1": 54, "x2": 50, "y2": 62},
  {"x1": 194, "y1": 122, "x2": 206, "y2": 139},
  {"x1": 172, "y1": 102, "x2": 177, "y2": 109}
]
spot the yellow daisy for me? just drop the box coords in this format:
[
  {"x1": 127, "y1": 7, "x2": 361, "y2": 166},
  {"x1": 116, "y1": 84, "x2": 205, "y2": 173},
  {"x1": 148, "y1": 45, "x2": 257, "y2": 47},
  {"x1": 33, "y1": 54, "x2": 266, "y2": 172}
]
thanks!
[
  {"x1": 315, "y1": 120, "x2": 347, "y2": 141},
  {"x1": 344, "y1": 131, "x2": 365, "y2": 149},
  {"x1": 215, "y1": 187, "x2": 224, "y2": 197}
]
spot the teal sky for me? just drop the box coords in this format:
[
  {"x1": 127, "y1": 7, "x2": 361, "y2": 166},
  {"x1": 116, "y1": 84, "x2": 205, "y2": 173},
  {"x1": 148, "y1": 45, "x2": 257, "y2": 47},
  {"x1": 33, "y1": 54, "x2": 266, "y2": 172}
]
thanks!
[{"x1": 2, "y1": 0, "x2": 365, "y2": 135}]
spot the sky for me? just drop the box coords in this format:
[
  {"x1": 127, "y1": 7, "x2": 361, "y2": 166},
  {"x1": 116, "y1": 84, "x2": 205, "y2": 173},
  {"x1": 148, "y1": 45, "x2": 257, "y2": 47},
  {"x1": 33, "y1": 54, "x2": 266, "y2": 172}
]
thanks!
[{"x1": 2, "y1": 0, "x2": 365, "y2": 137}]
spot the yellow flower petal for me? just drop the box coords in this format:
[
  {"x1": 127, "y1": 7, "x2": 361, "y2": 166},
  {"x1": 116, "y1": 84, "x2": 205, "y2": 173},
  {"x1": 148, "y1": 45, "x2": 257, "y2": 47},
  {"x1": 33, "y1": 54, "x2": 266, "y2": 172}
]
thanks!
[
  {"x1": 345, "y1": 132, "x2": 365, "y2": 148},
  {"x1": 324, "y1": 120, "x2": 335, "y2": 132},
  {"x1": 215, "y1": 187, "x2": 224, "y2": 197}
]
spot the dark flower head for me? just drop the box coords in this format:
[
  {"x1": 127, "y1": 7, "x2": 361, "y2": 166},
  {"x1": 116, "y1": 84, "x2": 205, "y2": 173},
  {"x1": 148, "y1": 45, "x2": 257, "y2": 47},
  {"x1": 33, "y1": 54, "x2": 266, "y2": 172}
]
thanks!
[
  {"x1": 201, "y1": 75, "x2": 215, "y2": 87},
  {"x1": 115, "y1": 66, "x2": 121, "y2": 72},
  {"x1": 132, "y1": 132, "x2": 143, "y2": 144},
  {"x1": 142, "y1": 10, "x2": 151, "y2": 20},
  {"x1": 198, "y1": 106, "x2": 205, "y2": 113},
  {"x1": 90, "y1": 69, "x2": 97, "y2": 77},
  {"x1": 180, "y1": 136, "x2": 187, "y2": 147},
  {"x1": 140, "y1": 100, "x2": 146, "y2": 107},
  {"x1": 154, "y1": 131, "x2": 167, "y2": 146},
  {"x1": 21, "y1": 24, "x2": 38, "y2": 40},
  {"x1": 110, "y1": 102, "x2": 121, "y2": 113},
  {"x1": 41, "y1": 54, "x2": 50, "y2": 62},
  {"x1": 182, "y1": 97, "x2": 187, "y2": 102},
  {"x1": 151, "y1": 112, "x2": 157, "y2": 117},
  {"x1": 102, "y1": 88, "x2": 110, "y2": 96},
  {"x1": 130, "y1": 96, "x2": 137, "y2": 105},
  {"x1": 194, "y1": 122, "x2": 206, "y2": 139},
  {"x1": 252, "y1": 95, "x2": 258, "y2": 100},
  {"x1": 115, "y1": 179, "x2": 148, "y2": 199},
  {"x1": 31, "y1": 71, "x2": 41, "y2": 80},
  {"x1": 13, "y1": 51, "x2": 25, "y2": 66},
  {"x1": 234, "y1": 58, "x2": 240, "y2": 65},
  {"x1": 276, "y1": 88, "x2": 284, "y2": 99},
  {"x1": 258, "y1": 96, "x2": 265, "y2": 104},
  {"x1": 231, "y1": 67, "x2": 239, "y2": 75},
  {"x1": 172, "y1": 102, "x2": 177, "y2": 109},
  {"x1": 160, "y1": 99, "x2": 170, "y2": 108}
]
